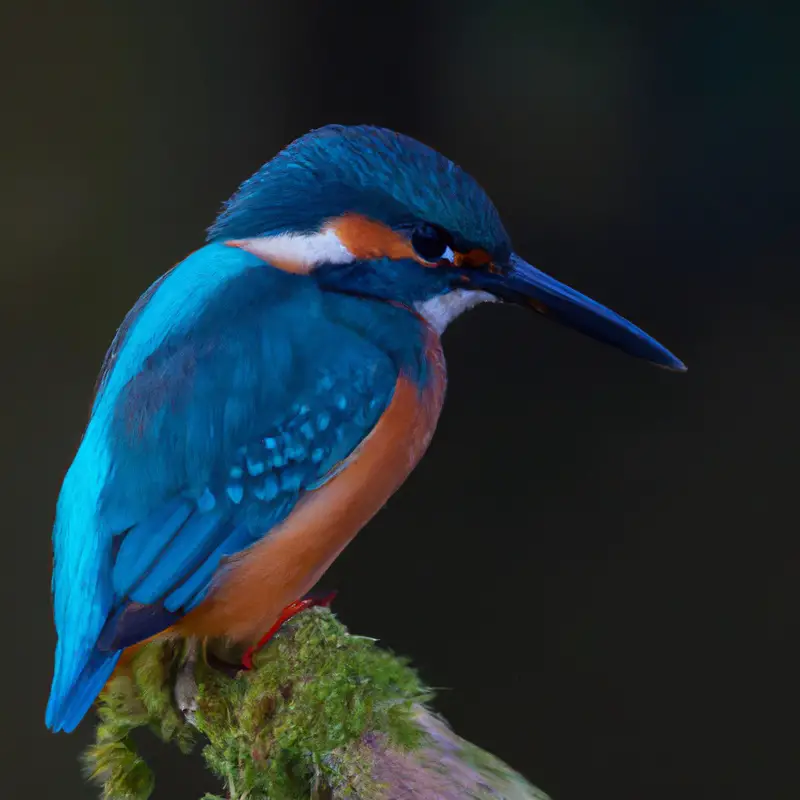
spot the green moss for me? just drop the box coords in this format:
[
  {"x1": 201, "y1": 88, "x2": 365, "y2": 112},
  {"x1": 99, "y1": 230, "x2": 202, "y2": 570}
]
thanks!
[
  {"x1": 85, "y1": 607, "x2": 430, "y2": 800},
  {"x1": 83, "y1": 607, "x2": 550, "y2": 800},
  {"x1": 82, "y1": 639, "x2": 196, "y2": 800}
]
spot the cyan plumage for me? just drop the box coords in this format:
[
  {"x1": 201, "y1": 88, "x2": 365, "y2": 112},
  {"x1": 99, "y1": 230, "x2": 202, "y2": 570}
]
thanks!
[{"x1": 47, "y1": 125, "x2": 683, "y2": 734}]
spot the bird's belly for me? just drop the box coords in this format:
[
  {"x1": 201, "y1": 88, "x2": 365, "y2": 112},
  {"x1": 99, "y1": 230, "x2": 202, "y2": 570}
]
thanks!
[{"x1": 176, "y1": 333, "x2": 446, "y2": 644}]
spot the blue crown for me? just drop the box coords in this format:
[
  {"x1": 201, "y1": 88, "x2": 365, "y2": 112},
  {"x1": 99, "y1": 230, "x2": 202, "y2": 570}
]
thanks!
[{"x1": 207, "y1": 124, "x2": 511, "y2": 259}]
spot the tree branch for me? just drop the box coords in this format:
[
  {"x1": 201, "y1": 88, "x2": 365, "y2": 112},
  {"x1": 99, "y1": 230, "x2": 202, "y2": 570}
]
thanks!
[{"x1": 84, "y1": 607, "x2": 550, "y2": 800}]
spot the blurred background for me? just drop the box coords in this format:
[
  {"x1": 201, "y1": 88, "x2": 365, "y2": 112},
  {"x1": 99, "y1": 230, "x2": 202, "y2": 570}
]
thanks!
[{"x1": 1, "y1": 2, "x2": 798, "y2": 798}]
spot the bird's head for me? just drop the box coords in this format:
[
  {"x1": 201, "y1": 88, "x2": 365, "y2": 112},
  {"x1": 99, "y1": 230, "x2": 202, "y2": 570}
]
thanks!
[{"x1": 208, "y1": 125, "x2": 684, "y2": 370}]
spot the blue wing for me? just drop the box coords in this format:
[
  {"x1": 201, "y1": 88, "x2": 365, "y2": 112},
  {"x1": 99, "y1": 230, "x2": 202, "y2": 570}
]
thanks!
[
  {"x1": 100, "y1": 359, "x2": 394, "y2": 648},
  {"x1": 47, "y1": 244, "x2": 403, "y2": 732}
]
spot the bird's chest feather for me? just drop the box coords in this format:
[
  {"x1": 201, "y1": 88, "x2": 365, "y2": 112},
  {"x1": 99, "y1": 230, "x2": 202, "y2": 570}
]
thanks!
[{"x1": 178, "y1": 325, "x2": 447, "y2": 642}]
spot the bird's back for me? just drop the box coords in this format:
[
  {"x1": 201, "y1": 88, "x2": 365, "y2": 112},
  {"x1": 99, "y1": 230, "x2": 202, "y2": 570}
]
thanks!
[{"x1": 47, "y1": 243, "x2": 442, "y2": 732}]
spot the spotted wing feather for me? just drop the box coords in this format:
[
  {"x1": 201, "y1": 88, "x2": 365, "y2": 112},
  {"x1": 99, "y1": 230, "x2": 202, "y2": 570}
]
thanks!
[
  {"x1": 102, "y1": 365, "x2": 393, "y2": 651},
  {"x1": 47, "y1": 251, "x2": 400, "y2": 733}
]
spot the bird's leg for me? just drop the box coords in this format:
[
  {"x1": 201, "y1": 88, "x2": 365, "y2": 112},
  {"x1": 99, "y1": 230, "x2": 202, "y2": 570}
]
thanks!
[
  {"x1": 174, "y1": 636, "x2": 199, "y2": 724},
  {"x1": 241, "y1": 590, "x2": 337, "y2": 670}
]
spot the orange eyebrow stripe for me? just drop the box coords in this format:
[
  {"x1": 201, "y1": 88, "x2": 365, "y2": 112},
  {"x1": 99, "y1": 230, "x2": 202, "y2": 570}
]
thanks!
[{"x1": 330, "y1": 214, "x2": 422, "y2": 263}]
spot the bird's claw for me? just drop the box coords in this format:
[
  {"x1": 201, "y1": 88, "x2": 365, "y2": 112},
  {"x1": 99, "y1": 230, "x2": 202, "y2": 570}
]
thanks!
[
  {"x1": 241, "y1": 590, "x2": 337, "y2": 670},
  {"x1": 174, "y1": 638, "x2": 199, "y2": 724}
]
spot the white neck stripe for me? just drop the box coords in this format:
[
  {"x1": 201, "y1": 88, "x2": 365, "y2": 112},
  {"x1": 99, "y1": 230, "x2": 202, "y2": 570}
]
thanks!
[{"x1": 229, "y1": 228, "x2": 355, "y2": 270}]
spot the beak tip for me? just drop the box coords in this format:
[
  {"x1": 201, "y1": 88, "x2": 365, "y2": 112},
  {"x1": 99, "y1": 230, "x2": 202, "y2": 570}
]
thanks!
[
  {"x1": 653, "y1": 353, "x2": 687, "y2": 373},
  {"x1": 501, "y1": 254, "x2": 688, "y2": 374}
]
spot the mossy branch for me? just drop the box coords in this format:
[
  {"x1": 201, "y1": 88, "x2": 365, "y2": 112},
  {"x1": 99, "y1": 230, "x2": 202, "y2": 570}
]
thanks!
[{"x1": 84, "y1": 607, "x2": 551, "y2": 800}]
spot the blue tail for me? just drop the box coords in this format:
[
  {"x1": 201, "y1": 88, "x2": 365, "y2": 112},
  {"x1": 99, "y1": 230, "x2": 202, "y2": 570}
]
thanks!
[{"x1": 46, "y1": 647, "x2": 121, "y2": 733}]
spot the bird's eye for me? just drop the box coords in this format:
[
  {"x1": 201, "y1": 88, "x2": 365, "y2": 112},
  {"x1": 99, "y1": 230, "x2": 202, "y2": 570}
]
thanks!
[{"x1": 411, "y1": 224, "x2": 454, "y2": 263}]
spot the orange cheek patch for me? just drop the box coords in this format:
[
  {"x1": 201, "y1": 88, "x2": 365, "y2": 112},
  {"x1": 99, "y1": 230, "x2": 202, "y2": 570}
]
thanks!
[
  {"x1": 330, "y1": 214, "x2": 421, "y2": 263},
  {"x1": 453, "y1": 248, "x2": 492, "y2": 269}
]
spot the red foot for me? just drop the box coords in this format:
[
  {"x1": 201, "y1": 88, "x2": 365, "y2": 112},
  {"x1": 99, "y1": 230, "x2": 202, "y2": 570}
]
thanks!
[{"x1": 241, "y1": 590, "x2": 337, "y2": 670}]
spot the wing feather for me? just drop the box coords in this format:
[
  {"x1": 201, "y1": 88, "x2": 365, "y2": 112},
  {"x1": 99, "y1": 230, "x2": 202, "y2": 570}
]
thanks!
[
  {"x1": 48, "y1": 245, "x2": 407, "y2": 733},
  {"x1": 97, "y1": 279, "x2": 398, "y2": 648}
]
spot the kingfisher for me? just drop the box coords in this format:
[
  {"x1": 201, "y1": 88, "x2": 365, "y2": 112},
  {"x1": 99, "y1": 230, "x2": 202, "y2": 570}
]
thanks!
[{"x1": 46, "y1": 124, "x2": 684, "y2": 733}]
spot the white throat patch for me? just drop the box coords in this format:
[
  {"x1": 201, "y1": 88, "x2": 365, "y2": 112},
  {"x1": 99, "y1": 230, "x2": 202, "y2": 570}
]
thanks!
[{"x1": 415, "y1": 290, "x2": 496, "y2": 334}]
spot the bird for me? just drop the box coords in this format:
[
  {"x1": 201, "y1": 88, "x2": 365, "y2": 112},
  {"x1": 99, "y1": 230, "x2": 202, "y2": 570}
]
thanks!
[{"x1": 46, "y1": 124, "x2": 684, "y2": 734}]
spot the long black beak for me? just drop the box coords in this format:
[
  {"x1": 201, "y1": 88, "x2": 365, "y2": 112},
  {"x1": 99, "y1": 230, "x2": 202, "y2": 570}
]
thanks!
[{"x1": 474, "y1": 253, "x2": 685, "y2": 370}]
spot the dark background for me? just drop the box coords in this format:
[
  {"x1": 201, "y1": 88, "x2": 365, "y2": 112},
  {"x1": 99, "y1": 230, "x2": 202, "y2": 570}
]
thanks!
[{"x1": 1, "y1": 2, "x2": 798, "y2": 798}]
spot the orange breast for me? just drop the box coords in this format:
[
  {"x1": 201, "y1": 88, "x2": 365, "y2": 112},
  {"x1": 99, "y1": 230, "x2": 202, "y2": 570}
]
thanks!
[{"x1": 172, "y1": 326, "x2": 447, "y2": 644}]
